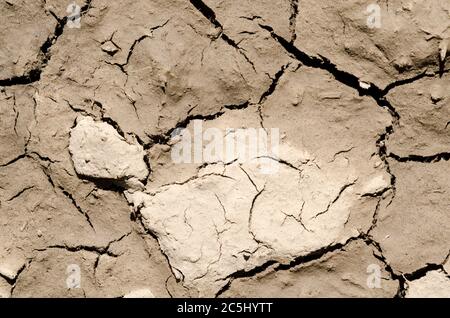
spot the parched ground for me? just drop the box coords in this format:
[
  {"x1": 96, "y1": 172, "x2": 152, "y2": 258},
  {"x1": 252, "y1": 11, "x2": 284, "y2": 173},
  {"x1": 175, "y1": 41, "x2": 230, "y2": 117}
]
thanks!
[{"x1": 0, "y1": 0, "x2": 449, "y2": 298}]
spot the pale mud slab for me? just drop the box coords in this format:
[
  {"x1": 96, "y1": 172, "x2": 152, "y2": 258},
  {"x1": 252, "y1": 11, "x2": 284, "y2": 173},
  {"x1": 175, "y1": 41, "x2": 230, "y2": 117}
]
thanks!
[
  {"x1": 405, "y1": 270, "x2": 450, "y2": 298},
  {"x1": 0, "y1": 0, "x2": 449, "y2": 298}
]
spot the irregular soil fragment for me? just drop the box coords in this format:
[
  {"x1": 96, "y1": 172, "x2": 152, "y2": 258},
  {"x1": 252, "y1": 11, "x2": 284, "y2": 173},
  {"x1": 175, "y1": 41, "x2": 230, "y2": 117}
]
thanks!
[
  {"x1": 69, "y1": 116, "x2": 149, "y2": 189},
  {"x1": 221, "y1": 241, "x2": 398, "y2": 298},
  {"x1": 405, "y1": 270, "x2": 450, "y2": 298}
]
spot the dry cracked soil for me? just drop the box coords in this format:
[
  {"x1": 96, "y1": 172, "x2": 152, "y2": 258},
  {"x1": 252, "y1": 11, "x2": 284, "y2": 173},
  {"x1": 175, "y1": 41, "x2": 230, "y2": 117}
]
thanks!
[{"x1": 0, "y1": 0, "x2": 449, "y2": 298}]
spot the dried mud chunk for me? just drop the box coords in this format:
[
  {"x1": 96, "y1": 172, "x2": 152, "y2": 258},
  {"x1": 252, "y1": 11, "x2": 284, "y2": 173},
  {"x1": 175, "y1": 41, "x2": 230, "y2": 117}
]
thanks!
[
  {"x1": 123, "y1": 17, "x2": 262, "y2": 137},
  {"x1": 11, "y1": 249, "x2": 97, "y2": 298},
  {"x1": 100, "y1": 41, "x2": 119, "y2": 56},
  {"x1": 125, "y1": 66, "x2": 393, "y2": 296},
  {"x1": 93, "y1": 232, "x2": 172, "y2": 298},
  {"x1": 200, "y1": 0, "x2": 294, "y2": 77},
  {"x1": 405, "y1": 270, "x2": 450, "y2": 298},
  {"x1": 0, "y1": 277, "x2": 11, "y2": 298},
  {"x1": 0, "y1": 256, "x2": 25, "y2": 281},
  {"x1": 0, "y1": 158, "x2": 98, "y2": 258},
  {"x1": 386, "y1": 73, "x2": 450, "y2": 157},
  {"x1": 0, "y1": 87, "x2": 35, "y2": 165},
  {"x1": 372, "y1": 160, "x2": 450, "y2": 274},
  {"x1": 0, "y1": 0, "x2": 56, "y2": 80},
  {"x1": 69, "y1": 117, "x2": 149, "y2": 189},
  {"x1": 221, "y1": 241, "x2": 398, "y2": 297},
  {"x1": 295, "y1": 0, "x2": 450, "y2": 88}
]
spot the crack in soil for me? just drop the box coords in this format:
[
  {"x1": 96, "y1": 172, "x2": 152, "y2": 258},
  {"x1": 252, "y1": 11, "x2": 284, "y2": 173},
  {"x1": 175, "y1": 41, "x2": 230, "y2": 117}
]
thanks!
[
  {"x1": 3, "y1": 0, "x2": 448, "y2": 298},
  {"x1": 0, "y1": 0, "x2": 93, "y2": 87}
]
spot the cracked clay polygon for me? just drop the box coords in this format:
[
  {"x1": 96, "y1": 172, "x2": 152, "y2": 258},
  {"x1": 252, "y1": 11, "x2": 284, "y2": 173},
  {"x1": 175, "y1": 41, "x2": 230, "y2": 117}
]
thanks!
[{"x1": 1, "y1": 0, "x2": 449, "y2": 298}]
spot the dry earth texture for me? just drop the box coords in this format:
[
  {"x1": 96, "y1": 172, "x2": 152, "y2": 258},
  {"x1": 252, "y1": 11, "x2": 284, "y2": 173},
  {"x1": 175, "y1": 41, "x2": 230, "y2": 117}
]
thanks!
[{"x1": 0, "y1": 0, "x2": 449, "y2": 298}]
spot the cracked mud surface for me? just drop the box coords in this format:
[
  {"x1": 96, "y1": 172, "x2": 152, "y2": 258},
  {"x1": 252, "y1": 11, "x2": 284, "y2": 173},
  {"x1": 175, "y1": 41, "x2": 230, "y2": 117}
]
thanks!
[{"x1": 0, "y1": 0, "x2": 449, "y2": 298}]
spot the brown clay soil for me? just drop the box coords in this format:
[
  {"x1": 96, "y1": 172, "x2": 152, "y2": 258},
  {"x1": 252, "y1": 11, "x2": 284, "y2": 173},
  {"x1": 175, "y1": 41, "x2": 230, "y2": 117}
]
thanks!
[{"x1": 0, "y1": 0, "x2": 449, "y2": 298}]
